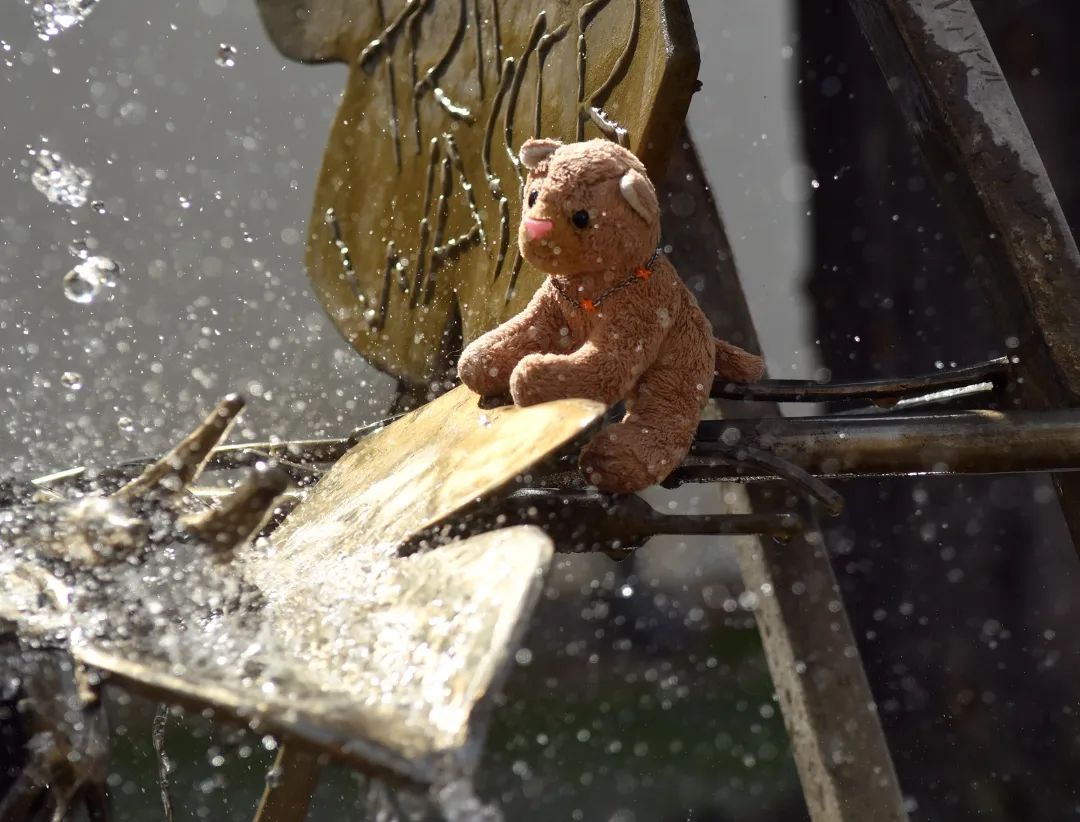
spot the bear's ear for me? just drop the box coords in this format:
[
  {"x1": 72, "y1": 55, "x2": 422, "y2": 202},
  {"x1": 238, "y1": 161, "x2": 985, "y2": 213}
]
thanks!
[
  {"x1": 619, "y1": 169, "x2": 658, "y2": 223},
  {"x1": 520, "y1": 138, "x2": 562, "y2": 170}
]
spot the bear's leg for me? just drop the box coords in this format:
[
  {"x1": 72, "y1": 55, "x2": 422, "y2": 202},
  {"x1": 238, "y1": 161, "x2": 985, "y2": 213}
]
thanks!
[
  {"x1": 579, "y1": 367, "x2": 709, "y2": 493},
  {"x1": 458, "y1": 287, "x2": 565, "y2": 397}
]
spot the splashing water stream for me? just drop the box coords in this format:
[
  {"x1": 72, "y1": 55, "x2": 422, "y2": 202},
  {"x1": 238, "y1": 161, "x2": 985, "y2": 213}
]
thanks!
[
  {"x1": 30, "y1": 146, "x2": 92, "y2": 208},
  {"x1": 27, "y1": 0, "x2": 102, "y2": 41},
  {"x1": 62, "y1": 255, "x2": 118, "y2": 304}
]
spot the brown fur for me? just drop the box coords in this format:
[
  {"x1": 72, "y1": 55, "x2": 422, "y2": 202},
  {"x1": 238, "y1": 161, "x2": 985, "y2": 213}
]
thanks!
[{"x1": 458, "y1": 139, "x2": 763, "y2": 492}]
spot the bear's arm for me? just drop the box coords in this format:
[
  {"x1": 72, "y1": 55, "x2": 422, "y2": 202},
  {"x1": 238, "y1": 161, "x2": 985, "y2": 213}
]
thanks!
[
  {"x1": 457, "y1": 283, "x2": 565, "y2": 396},
  {"x1": 510, "y1": 289, "x2": 671, "y2": 407}
]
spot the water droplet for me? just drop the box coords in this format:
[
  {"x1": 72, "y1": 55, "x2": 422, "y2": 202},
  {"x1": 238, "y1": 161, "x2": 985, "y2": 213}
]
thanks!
[
  {"x1": 60, "y1": 371, "x2": 83, "y2": 391},
  {"x1": 215, "y1": 43, "x2": 237, "y2": 68},
  {"x1": 90, "y1": 199, "x2": 106, "y2": 214},
  {"x1": 117, "y1": 416, "x2": 135, "y2": 434},
  {"x1": 433, "y1": 779, "x2": 503, "y2": 822},
  {"x1": 62, "y1": 256, "x2": 118, "y2": 304},
  {"x1": 119, "y1": 99, "x2": 148, "y2": 124},
  {"x1": 63, "y1": 268, "x2": 97, "y2": 304},
  {"x1": 30, "y1": 147, "x2": 92, "y2": 208},
  {"x1": 30, "y1": 0, "x2": 101, "y2": 41},
  {"x1": 264, "y1": 765, "x2": 283, "y2": 788},
  {"x1": 178, "y1": 195, "x2": 191, "y2": 209}
]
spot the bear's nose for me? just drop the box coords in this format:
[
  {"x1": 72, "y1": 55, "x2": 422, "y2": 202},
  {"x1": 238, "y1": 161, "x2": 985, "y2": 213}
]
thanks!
[{"x1": 524, "y1": 217, "x2": 553, "y2": 240}]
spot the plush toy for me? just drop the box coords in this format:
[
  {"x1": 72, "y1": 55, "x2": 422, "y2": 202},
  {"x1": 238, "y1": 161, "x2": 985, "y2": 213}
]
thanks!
[{"x1": 458, "y1": 138, "x2": 764, "y2": 493}]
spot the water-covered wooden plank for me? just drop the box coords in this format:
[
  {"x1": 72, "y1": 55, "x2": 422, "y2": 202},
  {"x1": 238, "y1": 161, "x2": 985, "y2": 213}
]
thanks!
[
  {"x1": 85, "y1": 387, "x2": 600, "y2": 779},
  {"x1": 74, "y1": 388, "x2": 603, "y2": 779},
  {"x1": 252, "y1": 384, "x2": 603, "y2": 565},
  {"x1": 2, "y1": 388, "x2": 602, "y2": 786},
  {"x1": 77, "y1": 525, "x2": 554, "y2": 782}
]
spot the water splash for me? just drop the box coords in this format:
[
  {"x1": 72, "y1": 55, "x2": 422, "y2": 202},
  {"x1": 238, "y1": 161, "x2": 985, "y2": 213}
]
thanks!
[
  {"x1": 28, "y1": 0, "x2": 102, "y2": 41},
  {"x1": 431, "y1": 778, "x2": 502, "y2": 822},
  {"x1": 215, "y1": 43, "x2": 237, "y2": 68},
  {"x1": 68, "y1": 237, "x2": 92, "y2": 259},
  {"x1": 31, "y1": 147, "x2": 92, "y2": 208},
  {"x1": 62, "y1": 256, "x2": 118, "y2": 304}
]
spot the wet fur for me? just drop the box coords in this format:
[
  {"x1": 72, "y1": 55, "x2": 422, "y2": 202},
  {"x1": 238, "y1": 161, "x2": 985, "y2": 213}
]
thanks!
[{"x1": 458, "y1": 139, "x2": 763, "y2": 492}]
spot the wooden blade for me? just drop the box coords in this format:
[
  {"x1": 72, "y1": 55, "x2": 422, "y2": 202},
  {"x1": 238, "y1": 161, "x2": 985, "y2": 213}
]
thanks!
[
  {"x1": 178, "y1": 463, "x2": 290, "y2": 558},
  {"x1": 114, "y1": 394, "x2": 245, "y2": 502},
  {"x1": 76, "y1": 525, "x2": 553, "y2": 783},
  {"x1": 249, "y1": 385, "x2": 603, "y2": 569},
  {"x1": 253, "y1": 0, "x2": 370, "y2": 63},
  {"x1": 67, "y1": 388, "x2": 602, "y2": 782}
]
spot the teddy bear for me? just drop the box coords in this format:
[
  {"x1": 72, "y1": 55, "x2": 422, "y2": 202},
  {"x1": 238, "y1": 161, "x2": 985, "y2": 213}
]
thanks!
[{"x1": 457, "y1": 138, "x2": 764, "y2": 493}]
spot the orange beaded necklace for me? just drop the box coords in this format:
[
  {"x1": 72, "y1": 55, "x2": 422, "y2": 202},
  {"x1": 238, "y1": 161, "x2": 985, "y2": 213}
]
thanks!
[{"x1": 549, "y1": 248, "x2": 659, "y2": 313}]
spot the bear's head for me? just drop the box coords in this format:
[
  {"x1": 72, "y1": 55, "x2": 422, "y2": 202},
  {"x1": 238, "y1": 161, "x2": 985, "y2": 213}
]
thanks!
[{"x1": 517, "y1": 138, "x2": 660, "y2": 278}]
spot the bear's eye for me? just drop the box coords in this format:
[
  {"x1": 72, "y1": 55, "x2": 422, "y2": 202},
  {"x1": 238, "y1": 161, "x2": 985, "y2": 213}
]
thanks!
[
  {"x1": 571, "y1": 210, "x2": 590, "y2": 229},
  {"x1": 527, "y1": 189, "x2": 538, "y2": 207}
]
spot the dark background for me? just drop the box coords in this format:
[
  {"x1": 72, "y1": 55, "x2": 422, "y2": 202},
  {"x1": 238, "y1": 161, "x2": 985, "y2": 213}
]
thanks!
[{"x1": 795, "y1": 0, "x2": 1080, "y2": 818}]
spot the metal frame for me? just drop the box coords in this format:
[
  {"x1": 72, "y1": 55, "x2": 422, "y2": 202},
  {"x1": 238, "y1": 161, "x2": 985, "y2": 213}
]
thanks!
[{"x1": 847, "y1": 0, "x2": 1080, "y2": 549}]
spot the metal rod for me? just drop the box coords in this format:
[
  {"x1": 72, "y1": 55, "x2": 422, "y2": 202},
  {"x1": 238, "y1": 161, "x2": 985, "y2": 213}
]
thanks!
[
  {"x1": 713, "y1": 356, "x2": 1010, "y2": 403},
  {"x1": 836, "y1": 381, "x2": 995, "y2": 415},
  {"x1": 688, "y1": 409, "x2": 1080, "y2": 480},
  {"x1": 152, "y1": 705, "x2": 175, "y2": 822},
  {"x1": 207, "y1": 415, "x2": 402, "y2": 469},
  {"x1": 205, "y1": 439, "x2": 352, "y2": 470},
  {"x1": 848, "y1": 0, "x2": 1080, "y2": 550},
  {"x1": 403, "y1": 488, "x2": 806, "y2": 556},
  {"x1": 514, "y1": 488, "x2": 806, "y2": 540},
  {"x1": 253, "y1": 744, "x2": 321, "y2": 822},
  {"x1": 691, "y1": 442, "x2": 845, "y2": 515},
  {"x1": 25, "y1": 416, "x2": 400, "y2": 497}
]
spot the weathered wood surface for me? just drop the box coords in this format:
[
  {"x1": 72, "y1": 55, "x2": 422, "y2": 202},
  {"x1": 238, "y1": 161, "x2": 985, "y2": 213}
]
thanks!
[
  {"x1": 847, "y1": 0, "x2": 1080, "y2": 549},
  {"x1": 660, "y1": 133, "x2": 909, "y2": 822},
  {"x1": 255, "y1": 0, "x2": 699, "y2": 385}
]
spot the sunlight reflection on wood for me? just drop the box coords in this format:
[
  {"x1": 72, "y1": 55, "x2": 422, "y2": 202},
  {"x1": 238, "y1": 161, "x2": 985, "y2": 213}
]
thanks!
[{"x1": 71, "y1": 388, "x2": 603, "y2": 783}]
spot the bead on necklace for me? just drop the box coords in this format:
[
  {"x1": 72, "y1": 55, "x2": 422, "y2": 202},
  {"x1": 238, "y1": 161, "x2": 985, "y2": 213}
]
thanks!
[{"x1": 549, "y1": 247, "x2": 660, "y2": 313}]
